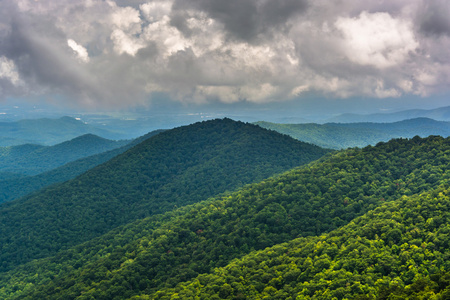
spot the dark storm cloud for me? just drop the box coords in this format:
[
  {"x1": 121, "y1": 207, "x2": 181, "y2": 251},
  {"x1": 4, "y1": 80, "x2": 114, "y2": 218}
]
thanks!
[
  {"x1": 0, "y1": 0, "x2": 449, "y2": 108},
  {"x1": 171, "y1": 0, "x2": 308, "y2": 42},
  {"x1": 418, "y1": 0, "x2": 450, "y2": 36},
  {"x1": 5, "y1": 18, "x2": 72, "y2": 85},
  {"x1": 0, "y1": 0, "x2": 154, "y2": 107},
  {"x1": 0, "y1": 12, "x2": 106, "y2": 106}
]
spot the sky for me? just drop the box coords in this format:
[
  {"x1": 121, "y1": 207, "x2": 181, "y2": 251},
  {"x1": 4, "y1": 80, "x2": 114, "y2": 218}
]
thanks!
[{"x1": 0, "y1": 0, "x2": 449, "y2": 120}]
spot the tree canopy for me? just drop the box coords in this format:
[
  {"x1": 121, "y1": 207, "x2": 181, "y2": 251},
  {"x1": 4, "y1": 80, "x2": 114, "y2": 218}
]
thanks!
[
  {"x1": 0, "y1": 118, "x2": 329, "y2": 274},
  {"x1": 2, "y1": 135, "x2": 450, "y2": 299}
]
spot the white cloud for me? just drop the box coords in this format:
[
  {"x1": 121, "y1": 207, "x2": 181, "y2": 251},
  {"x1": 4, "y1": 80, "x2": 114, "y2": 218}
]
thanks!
[
  {"x1": 195, "y1": 85, "x2": 240, "y2": 103},
  {"x1": 0, "y1": 56, "x2": 20, "y2": 85},
  {"x1": 67, "y1": 39, "x2": 90, "y2": 62},
  {"x1": 109, "y1": 1, "x2": 141, "y2": 31},
  {"x1": 110, "y1": 29, "x2": 146, "y2": 56},
  {"x1": 140, "y1": 1, "x2": 172, "y2": 23},
  {"x1": 335, "y1": 11, "x2": 418, "y2": 68},
  {"x1": 143, "y1": 15, "x2": 190, "y2": 57},
  {"x1": 416, "y1": 69, "x2": 438, "y2": 86},
  {"x1": 397, "y1": 79, "x2": 413, "y2": 93},
  {"x1": 240, "y1": 83, "x2": 279, "y2": 103},
  {"x1": 374, "y1": 80, "x2": 401, "y2": 98},
  {"x1": 290, "y1": 85, "x2": 309, "y2": 97}
]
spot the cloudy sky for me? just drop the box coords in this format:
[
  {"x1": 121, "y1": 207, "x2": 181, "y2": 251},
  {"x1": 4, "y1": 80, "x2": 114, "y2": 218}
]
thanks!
[{"x1": 0, "y1": 0, "x2": 449, "y2": 117}]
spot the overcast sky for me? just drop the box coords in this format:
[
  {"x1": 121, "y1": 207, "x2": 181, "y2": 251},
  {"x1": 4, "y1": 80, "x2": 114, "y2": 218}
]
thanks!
[{"x1": 0, "y1": 0, "x2": 449, "y2": 116}]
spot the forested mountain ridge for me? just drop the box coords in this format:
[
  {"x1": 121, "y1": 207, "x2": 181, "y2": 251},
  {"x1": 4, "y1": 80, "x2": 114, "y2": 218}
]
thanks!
[
  {"x1": 3, "y1": 135, "x2": 450, "y2": 299},
  {"x1": 0, "y1": 118, "x2": 328, "y2": 272},
  {"x1": 0, "y1": 130, "x2": 165, "y2": 204},
  {"x1": 144, "y1": 186, "x2": 450, "y2": 299},
  {"x1": 0, "y1": 116, "x2": 125, "y2": 146},
  {"x1": 0, "y1": 134, "x2": 129, "y2": 176},
  {"x1": 255, "y1": 117, "x2": 450, "y2": 149}
]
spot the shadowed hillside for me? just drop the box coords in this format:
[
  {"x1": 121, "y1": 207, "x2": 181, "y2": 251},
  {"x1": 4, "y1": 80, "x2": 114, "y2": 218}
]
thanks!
[
  {"x1": 0, "y1": 130, "x2": 165, "y2": 203},
  {"x1": 0, "y1": 118, "x2": 329, "y2": 273},
  {"x1": 0, "y1": 134, "x2": 129, "y2": 176}
]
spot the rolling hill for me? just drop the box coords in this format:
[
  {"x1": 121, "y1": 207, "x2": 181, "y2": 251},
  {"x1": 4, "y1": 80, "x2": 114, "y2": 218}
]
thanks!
[
  {"x1": 0, "y1": 116, "x2": 126, "y2": 146},
  {"x1": 1, "y1": 135, "x2": 449, "y2": 299},
  {"x1": 0, "y1": 134, "x2": 129, "y2": 176},
  {"x1": 326, "y1": 105, "x2": 450, "y2": 123},
  {"x1": 256, "y1": 117, "x2": 450, "y2": 149},
  {"x1": 0, "y1": 118, "x2": 329, "y2": 273},
  {"x1": 146, "y1": 186, "x2": 450, "y2": 299},
  {"x1": 0, "y1": 130, "x2": 165, "y2": 204}
]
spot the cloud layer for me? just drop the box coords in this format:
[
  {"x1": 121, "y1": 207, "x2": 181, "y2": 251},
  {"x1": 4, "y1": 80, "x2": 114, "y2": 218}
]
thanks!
[{"x1": 0, "y1": 0, "x2": 449, "y2": 108}]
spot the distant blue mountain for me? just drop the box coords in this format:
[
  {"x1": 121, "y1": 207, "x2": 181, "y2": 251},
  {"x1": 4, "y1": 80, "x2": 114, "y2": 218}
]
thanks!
[
  {"x1": 326, "y1": 105, "x2": 450, "y2": 123},
  {"x1": 0, "y1": 134, "x2": 129, "y2": 176},
  {"x1": 0, "y1": 130, "x2": 164, "y2": 203},
  {"x1": 256, "y1": 117, "x2": 450, "y2": 149},
  {"x1": 0, "y1": 116, "x2": 126, "y2": 146}
]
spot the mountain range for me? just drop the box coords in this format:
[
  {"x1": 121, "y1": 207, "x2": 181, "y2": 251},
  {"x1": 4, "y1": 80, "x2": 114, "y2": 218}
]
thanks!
[
  {"x1": 256, "y1": 117, "x2": 450, "y2": 149},
  {"x1": 0, "y1": 118, "x2": 329, "y2": 275},
  {"x1": 11, "y1": 115, "x2": 446, "y2": 205},
  {"x1": 0, "y1": 118, "x2": 449, "y2": 299},
  {"x1": 0, "y1": 116, "x2": 127, "y2": 146},
  {"x1": 325, "y1": 105, "x2": 450, "y2": 123},
  {"x1": 0, "y1": 130, "x2": 165, "y2": 203},
  {"x1": 0, "y1": 134, "x2": 129, "y2": 176},
  {"x1": 2, "y1": 104, "x2": 450, "y2": 147}
]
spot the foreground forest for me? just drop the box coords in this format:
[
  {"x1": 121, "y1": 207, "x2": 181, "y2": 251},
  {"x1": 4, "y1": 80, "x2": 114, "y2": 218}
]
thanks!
[
  {"x1": 146, "y1": 187, "x2": 450, "y2": 299},
  {"x1": 0, "y1": 122, "x2": 449, "y2": 299}
]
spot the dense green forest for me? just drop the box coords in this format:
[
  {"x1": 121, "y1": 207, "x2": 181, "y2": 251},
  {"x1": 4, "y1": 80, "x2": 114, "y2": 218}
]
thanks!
[
  {"x1": 1, "y1": 134, "x2": 449, "y2": 299},
  {"x1": 0, "y1": 134, "x2": 129, "y2": 176},
  {"x1": 144, "y1": 187, "x2": 450, "y2": 299},
  {"x1": 0, "y1": 130, "x2": 164, "y2": 203},
  {"x1": 255, "y1": 117, "x2": 450, "y2": 149},
  {"x1": 0, "y1": 118, "x2": 327, "y2": 273}
]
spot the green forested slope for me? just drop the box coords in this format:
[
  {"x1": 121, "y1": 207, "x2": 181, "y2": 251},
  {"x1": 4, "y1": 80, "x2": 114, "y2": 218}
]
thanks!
[
  {"x1": 0, "y1": 144, "x2": 44, "y2": 171},
  {"x1": 4, "y1": 135, "x2": 450, "y2": 299},
  {"x1": 256, "y1": 117, "x2": 450, "y2": 149},
  {"x1": 0, "y1": 118, "x2": 327, "y2": 272},
  {"x1": 0, "y1": 134, "x2": 129, "y2": 176},
  {"x1": 255, "y1": 121, "x2": 374, "y2": 149},
  {"x1": 0, "y1": 130, "x2": 165, "y2": 203},
  {"x1": 145, "y1": 187, "x2": 450, "y2": 299}
]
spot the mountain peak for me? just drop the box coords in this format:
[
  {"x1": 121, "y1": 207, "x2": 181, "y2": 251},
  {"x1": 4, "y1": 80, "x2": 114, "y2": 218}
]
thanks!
[{"x1": 0, "y1": 118, "x2": 329, "y2": 271}]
